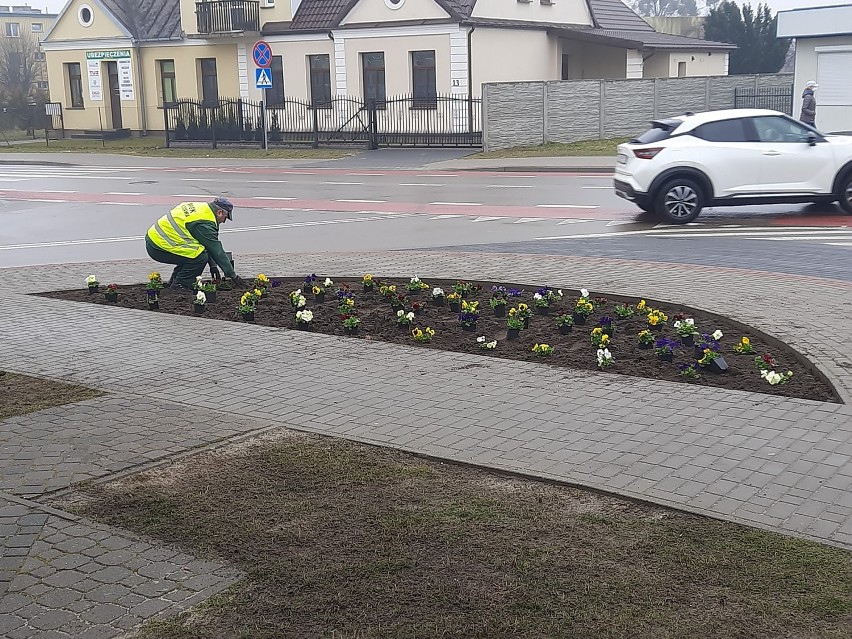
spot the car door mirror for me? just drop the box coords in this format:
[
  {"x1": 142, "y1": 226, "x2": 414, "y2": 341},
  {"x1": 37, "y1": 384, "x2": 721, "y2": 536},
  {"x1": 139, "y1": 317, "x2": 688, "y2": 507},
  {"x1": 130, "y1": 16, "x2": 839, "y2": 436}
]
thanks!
[{"x1": 807, "y1": 133, "x2": 818, "y2": 146}]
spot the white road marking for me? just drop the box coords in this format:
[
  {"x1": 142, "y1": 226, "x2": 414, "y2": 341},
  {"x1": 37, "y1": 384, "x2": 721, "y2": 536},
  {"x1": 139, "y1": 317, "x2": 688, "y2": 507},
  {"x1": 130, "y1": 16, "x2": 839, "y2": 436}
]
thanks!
[
  {"x1": 430, "y1": 201, "x2": 482, "y2": 206},
  {"x1": 557, "y1": 219, "x2": 594, "y2": 224},
  {"x1": 335, "y1": 199, "x2": 387, "y2": 203},
  {"x1": 430, "y1": 215, "x2": 464, "y2": 219},
  {"x1": 513, "y1": 217, "x2": 547, "y2": 223},
  {"x1": 825, "y1": 242, "x2": 852, "y2": 246},
  {"x1": 172, "y1": 194, "x2": 211, "y2": 198},
  {"x1": 399, "y1": 183, "x2": 445, "y2": 187},
  {"x1": 248, "y1": 180, "x2": 290, "y2": 184},
  {"x1": 488, "y1": 184, "x2": 534, "y2": 189},
  {"x1": 417, "y1": 173, "x2": 458, "y2": 177},
  {"x1": 180, "y1": 178, "x2": 219, "y2": 181},
  {"x1": 0, "y1": 178, "x2": 26, "y2": 182},
  {"x1": 30, "y1": 199, "x2": 69, "y2": 203},
  {"x1": 606, "y1": 220, "x2": 646, "y2": 227},
  {"x1": 0, "y1": 215, "x2": 409, "y2": 251},
  {"x1": 536, "y1": 204, "x2": 600, "y2": 209},
  {"x1": 106, "y1": 192, "x2": 144, "y2": 196},
  {"x1": 41, "y1": 190, "x2": 78, "y2": 193},
  {"x1": 472, "y1": 216, "x2": 506, "y2": 222},
  {"x1": 347, "y1": 172, "x2": 384, "y2": 176},
  {"x1": 322, "y1": 181, "x2": 363, "y2": 185},
  {"x1": 582, "y1": 186, "x2": 614, "y2": 189},
  {"x1": 502, "y1": 175, "x2": 537, "y2": 179},
  {"x1": 646, "y1": 230, "x2": 852, "y2": 239},
  {"x1": 0, "y1": 174, "x2": 127, "y2": 180}
]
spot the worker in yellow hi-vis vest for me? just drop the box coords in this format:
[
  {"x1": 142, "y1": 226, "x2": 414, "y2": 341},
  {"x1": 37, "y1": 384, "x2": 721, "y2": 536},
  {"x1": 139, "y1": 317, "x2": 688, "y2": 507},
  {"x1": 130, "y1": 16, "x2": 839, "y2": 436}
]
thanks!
[{"x1": 145, "y1": 197, "x2": 245, "y2": 292}]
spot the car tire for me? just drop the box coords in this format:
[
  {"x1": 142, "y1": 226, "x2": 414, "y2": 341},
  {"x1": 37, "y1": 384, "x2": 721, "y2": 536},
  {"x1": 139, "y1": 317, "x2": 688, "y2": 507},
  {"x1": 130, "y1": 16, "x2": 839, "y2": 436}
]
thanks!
[
  {"x1": 654, "y1": 178, "x2": 704, "y2": 224},
  {"x1": 838, "y1": 172, "x2": 852, "y2": 214}
]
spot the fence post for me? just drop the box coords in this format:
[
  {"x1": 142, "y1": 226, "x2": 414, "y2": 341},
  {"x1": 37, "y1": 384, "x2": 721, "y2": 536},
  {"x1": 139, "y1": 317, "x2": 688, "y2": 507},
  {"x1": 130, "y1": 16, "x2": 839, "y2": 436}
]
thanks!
[
  {"x1": 598, "y1": 81, "x2": 606, "y2": 140},
  {"x1": 59, "y1": 105, "x2": 65, "y2": 139},
  {"x1": 542, "y1": 82, "x2": 549, "y2": 145},
  {"x1": 367, "y1": 99, "x2": 377, "y2": 150},
  {"x1": 163, "y1": 104, "x2": 171, "y2": 148},
  {"x1": 652, "y1": 78, "x2": 659, "y2": 119},
  {"x1": 704, "y1": 77, "x2": 710, "y2": 112},
  {"x1": 210, "y1": 107, "x2": 217, "y2": 150},
  {"x1": 312, "y1": 105, "x2": 319, "y2": 149}
]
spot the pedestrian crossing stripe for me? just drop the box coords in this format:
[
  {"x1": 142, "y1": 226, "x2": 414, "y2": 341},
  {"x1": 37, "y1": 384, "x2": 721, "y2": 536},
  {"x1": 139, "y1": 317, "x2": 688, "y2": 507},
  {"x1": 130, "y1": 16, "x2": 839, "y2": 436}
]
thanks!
[{"x1": 255, "y1": 68, "x2": 272, "y2": 89}]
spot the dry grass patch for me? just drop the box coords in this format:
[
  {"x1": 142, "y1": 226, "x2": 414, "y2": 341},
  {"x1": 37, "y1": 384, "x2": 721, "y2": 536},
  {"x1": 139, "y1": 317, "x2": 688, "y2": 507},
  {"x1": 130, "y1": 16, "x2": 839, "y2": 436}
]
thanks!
[
  {"x1": 0, "y1": 371, "x2": 103, "y2": 420},
  {"x1": 469, "y1": 138, "x2": 631, "y2": 159},
  {"x1": 61, "y1": 430, "x2": 852, "y2": 639}
]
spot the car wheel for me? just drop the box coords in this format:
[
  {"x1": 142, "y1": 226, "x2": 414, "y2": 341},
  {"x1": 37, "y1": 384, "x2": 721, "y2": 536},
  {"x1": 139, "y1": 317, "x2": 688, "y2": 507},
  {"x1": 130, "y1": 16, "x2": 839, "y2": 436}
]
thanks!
[
  {"x1": 654, "y1": 178, "x2": 703, "y2": 224},
  {"x1": 838, "y1": 173, "x2": 852, "y2": 214}
]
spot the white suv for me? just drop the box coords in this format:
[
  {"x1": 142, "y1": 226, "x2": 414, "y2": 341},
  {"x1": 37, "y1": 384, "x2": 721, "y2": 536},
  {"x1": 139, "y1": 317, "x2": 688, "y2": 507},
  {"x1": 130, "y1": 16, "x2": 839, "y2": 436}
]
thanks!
[{"x1": 613, "y1": 109, "x2": 852, "y2": 224}]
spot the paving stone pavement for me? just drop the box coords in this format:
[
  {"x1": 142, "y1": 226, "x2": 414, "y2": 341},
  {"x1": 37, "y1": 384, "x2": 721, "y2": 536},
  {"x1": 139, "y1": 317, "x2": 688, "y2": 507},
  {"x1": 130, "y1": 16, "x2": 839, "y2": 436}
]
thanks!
[{"x1": 1, "y1": 251, "x2": 852, "y2": 636}]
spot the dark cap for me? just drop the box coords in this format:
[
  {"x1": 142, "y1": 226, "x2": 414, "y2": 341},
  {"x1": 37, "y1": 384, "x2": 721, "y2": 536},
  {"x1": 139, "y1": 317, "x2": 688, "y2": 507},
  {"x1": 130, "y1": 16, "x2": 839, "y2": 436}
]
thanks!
[{"x1": 212, "y1": 197, "x2": 234, "y2": 220}]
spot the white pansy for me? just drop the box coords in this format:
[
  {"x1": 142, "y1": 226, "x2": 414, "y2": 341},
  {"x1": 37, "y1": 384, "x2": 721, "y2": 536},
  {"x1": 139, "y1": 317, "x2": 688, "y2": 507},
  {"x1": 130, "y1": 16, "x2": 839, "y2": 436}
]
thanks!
[
  {"x1": 686, "y1": 318, "x2": 694, "y2": 326},
  {"x1": 556, "y1": 289, "x2": 563, "y2": 297},
  {"x1": 533, "y1": 293, "x2": 543, "y2": 300},
  {"x1": 712, "y1": 330, "x2": 723, "y2": 340},
  {"x1": 476, "y1": 336, "x2": 486, "y2": 343},
  {"x1": 432, "y1": 287, "x2": 444, "y2": 297},
  {"x1": 324, "y1": 278, "x2": 333, "y2": 286},
  {"x1": 486, "y1": 340, "x2": 497, "y2": 349},
  {"x1": 296, "y1": 310, "x2": 313, "y2": 322},
  {"x1": 86, "y1": 275, "x2": 98, "y2": 284},
  {"x1": 406, "y1": 312, "x2": 415, "y2": 321},
  {"x1": 195, "y1": 291, "x2": 206, "y2": 304},
  {"x1": 397, "y1": 310, "x2": 404, "y2": 317},
  {"x1": 296, "y1": 296, "x2": 306, "y2": 309},
  {"x1": 580, "y1": 288, "x2": 589, "y2": 298},
  {"x1": 674, "y1": 321, "x2": 682, "y2": 329},
  {"x1": 410, "y1": 276, "x2": 420, "y2": 283}
]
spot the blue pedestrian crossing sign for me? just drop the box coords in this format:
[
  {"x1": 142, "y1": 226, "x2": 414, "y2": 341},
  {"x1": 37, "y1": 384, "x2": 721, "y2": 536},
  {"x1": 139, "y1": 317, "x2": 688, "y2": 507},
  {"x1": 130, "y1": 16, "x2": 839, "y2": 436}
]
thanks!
[{"x1": 255, "y1": 67, "x2": 273, "y2": 89}]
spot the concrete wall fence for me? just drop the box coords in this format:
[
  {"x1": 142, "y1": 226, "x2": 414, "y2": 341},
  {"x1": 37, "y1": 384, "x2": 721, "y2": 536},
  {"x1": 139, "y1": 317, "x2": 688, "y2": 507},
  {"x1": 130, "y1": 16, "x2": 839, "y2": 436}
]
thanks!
[{"x1": 481, "y1": 73, "x2": 794, "y2": 151}]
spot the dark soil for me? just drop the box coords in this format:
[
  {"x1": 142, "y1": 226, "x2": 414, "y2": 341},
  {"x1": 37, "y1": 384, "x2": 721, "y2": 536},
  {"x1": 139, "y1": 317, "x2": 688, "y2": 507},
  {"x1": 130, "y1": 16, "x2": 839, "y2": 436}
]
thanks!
[
  {"x1": 39, "y1": 277, "x2": 838, "y2": 403},
  {"x1": 0, "y1": 371, "x2": 103, "y2": 420},
  {"x1": 59, "y1": 432, "x2": 852, "y2": 639}
]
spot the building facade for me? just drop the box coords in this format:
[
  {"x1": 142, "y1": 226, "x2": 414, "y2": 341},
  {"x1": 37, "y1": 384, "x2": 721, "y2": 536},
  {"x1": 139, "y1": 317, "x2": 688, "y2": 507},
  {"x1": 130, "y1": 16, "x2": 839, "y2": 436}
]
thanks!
[
  {"x1": 41, "y1": 0, "x2": 732, "y2": 133},
  {"x1": 0, "y1": 4, "x2": 58, "y2": 95},
  {"x1": 777, "y1": 3, "x2": 852, "y2": 134}
]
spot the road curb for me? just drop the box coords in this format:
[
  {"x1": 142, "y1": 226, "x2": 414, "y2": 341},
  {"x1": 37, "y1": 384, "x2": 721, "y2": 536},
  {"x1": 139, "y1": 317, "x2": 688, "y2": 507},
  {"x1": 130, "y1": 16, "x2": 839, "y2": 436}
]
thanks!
[{"x1": 445, "y1": 165, "x2": 614, "y2": 174}]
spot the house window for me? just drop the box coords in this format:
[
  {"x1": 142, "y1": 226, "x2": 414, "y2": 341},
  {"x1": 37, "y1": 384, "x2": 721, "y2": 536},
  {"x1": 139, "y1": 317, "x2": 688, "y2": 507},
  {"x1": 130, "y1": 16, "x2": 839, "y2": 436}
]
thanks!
[
  {"x1": 677, "y1": 61, "x2": 687, "y2": 77},
  {"x1": 5, "y1": 23, "x2": 20, "y2": 37},
  {"x1": 411, "y1": 50, "x2": 437, "y2": 108},
  {"x1": 66, "y1": 62, "x2": 83, "y2": 108},
  {"x1": 308, "y1": 54, "x2": 331, "y2": 107},
  {"x1": 31, "y1": 23, "x2": 43, "y2": 32},
  {"x1": 561, "y1": 54, "x2": 570, "y2": 80},
  {"x1": 199, "y1": 58, "x2": 218, "y2": 105},
  {"x1": 265, "y1": 55, "x2": 285, "y2": 106},
  {"x1": 159, "y1": 60, "x2": 177, "y2": 105},
  {"x1": 361, "y1": 52, "x2": 386, "y2": 107},
  {"x1": 36, "y1": 81, "x2": 48, "y2": 90}
]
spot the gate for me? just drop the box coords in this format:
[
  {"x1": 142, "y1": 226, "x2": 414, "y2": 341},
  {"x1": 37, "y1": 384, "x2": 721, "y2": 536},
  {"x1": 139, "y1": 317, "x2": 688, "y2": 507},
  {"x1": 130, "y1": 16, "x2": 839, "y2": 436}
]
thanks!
[
  {"x1": 734, "y1": 86, "x2": 794, "y2": 115},
  {"x1": 371, "y1": 94, "x2": 482, "y2": 147},
  {"x1": 266, "y1": 96, "x2": 371, "y2": 147},
  {"x1": 164, "y1": 94, "x2": 482, "y2": 149}
]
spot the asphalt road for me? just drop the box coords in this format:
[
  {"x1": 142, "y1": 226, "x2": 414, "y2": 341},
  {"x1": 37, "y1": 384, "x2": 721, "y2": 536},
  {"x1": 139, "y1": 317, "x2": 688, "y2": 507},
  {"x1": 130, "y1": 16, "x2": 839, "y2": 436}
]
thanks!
[{"x1": 0, "y1": 157, "x2": 850, "y2": 276}]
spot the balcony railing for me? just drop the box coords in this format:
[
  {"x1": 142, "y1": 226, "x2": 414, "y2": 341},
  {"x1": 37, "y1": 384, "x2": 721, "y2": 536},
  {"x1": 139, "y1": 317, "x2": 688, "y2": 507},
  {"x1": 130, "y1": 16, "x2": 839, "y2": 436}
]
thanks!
[{"x1": 196, "y1": 0, "x2": 260, "y2": 34}]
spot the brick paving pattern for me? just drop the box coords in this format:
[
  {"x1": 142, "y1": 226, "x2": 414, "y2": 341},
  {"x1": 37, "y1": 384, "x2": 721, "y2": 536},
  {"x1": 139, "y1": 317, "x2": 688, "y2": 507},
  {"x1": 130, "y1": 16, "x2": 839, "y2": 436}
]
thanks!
[{"x1": 1, "y1": 251, "x2": 851, "y2": 637}]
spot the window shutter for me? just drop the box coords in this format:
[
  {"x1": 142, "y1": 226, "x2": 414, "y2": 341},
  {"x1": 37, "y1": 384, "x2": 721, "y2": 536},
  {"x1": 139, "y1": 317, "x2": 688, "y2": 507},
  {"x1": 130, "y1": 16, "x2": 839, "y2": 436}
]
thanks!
[{"x1": 817, "y1": 52, "x2": 852, "y2": 106}]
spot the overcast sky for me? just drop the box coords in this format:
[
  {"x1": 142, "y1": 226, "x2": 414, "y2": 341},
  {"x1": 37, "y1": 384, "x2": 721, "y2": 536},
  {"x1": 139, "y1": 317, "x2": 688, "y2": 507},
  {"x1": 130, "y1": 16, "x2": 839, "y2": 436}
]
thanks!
[{"x1": 30, "y1": 0, "x2": 841, "y2": 18}]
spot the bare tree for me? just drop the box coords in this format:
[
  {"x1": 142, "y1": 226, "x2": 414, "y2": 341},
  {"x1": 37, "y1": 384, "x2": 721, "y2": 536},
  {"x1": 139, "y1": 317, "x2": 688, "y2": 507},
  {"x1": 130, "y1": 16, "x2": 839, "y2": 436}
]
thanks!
[
  {"x1": 629, "y1": 0, "x2": 699, "y2": 16},
  {"x1": 0, "y1": 31, "x2": 44, "y2": 103}
]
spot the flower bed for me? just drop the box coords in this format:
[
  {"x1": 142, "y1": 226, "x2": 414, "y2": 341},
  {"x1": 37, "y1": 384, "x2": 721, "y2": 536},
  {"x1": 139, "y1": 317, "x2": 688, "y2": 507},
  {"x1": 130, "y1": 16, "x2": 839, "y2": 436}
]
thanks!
[{"x1": 40, "y1": 276, "x2": 838, "y2": 402}]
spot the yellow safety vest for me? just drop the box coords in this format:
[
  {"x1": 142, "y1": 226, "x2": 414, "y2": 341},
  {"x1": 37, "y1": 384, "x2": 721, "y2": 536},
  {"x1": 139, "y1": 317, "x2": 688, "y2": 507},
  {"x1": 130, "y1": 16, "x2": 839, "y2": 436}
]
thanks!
[{"x1": 146, "y1": 202, "x2": 216, "y2": 258}]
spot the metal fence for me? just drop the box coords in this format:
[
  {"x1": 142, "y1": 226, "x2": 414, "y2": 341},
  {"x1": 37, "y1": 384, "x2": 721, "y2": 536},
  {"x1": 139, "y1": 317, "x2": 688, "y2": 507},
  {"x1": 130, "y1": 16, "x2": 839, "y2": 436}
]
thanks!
[
  {"x1": 164, "y1": 93, "x2": 482, "y2": 149},
  {"x1": 195, "y1": 0, "x2": 260, "y2": 34},
  {"x1": 733, "y1": 87, "x2": 794, "y2": 115},
  {"x1": 163, "y1": 98, "x2": 265, "y2": 148}
]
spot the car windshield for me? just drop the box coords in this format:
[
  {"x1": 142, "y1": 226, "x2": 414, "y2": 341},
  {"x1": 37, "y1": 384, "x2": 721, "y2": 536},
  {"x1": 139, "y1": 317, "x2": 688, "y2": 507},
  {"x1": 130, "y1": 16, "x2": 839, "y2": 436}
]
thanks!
[{"x1": 630, "y1": 119, "x2": 682, "y2": 144}]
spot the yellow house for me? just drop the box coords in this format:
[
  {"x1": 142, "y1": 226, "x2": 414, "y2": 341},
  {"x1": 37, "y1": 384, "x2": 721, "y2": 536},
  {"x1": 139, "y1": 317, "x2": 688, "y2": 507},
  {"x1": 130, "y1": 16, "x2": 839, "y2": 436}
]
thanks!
[
  {"x1": 0, "y1": 4, "x2": 58, "y2": 94},
  {"x1": 41, "y1": 0, "x2": 733, "y2": 134}
]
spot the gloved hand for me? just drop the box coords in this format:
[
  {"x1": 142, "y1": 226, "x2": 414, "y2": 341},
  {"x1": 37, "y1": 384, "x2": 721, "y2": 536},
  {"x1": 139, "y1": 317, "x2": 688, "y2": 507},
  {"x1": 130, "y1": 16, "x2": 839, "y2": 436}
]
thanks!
[
  {"x1": 230, "y1": 274, "x2": 245, "y2": 287},
  {"x1": 209, "y1": 265, "x2": 221, "y2": 283}
]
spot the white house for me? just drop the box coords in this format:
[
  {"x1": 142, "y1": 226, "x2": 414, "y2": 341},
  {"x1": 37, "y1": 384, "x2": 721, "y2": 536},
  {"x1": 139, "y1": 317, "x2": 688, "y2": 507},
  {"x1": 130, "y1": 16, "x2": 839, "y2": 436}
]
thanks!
[{"x1": 777, "y1": 3, "x2": 852, "y2": 133}]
